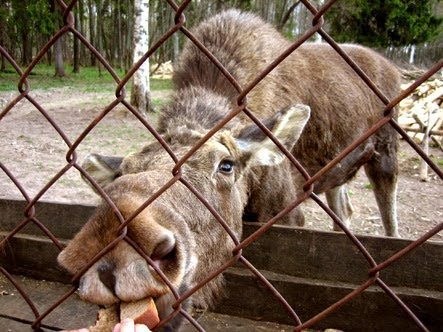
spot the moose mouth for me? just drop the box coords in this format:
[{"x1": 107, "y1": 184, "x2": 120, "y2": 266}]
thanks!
[
  {"x1": 93, "y1": 296, "x2": 160, "y2": 330},
  {"x1": 75, "y1": 245, "x2": 183, "y2": 307},
  {"x1": 67, "y1": 219, "x2": 189, "y2": 305}
]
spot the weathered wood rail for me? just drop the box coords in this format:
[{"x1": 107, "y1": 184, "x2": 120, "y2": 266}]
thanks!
[{"x1": 1, "y1": 199, "x2": 442, "y2": 331}]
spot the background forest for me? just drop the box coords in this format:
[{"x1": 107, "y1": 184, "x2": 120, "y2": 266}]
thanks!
[
  {"x1": 0, "y1": 1, "x2": 442, "y2": 241},
  {"x1": 0, "y1": 0, "x2": 442, "y2": 75}
]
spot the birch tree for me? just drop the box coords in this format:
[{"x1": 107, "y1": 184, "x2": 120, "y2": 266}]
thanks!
[
  {"x1": 52, "y1": 0, "x2": 65, "y2": 77},
  {"x1": 131, "y1": 0, "x2": 152, "y2": 115}
]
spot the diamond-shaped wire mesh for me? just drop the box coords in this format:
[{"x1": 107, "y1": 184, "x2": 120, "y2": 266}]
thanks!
[{"x1": 0, "y1": 0, "x2": 442, "y2": 331}]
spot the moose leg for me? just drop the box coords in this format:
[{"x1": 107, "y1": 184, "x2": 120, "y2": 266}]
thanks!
[
  {"x1": 314, "y1": 142, "x2": 374, "y2": 232},
  {"x1": 363, "y1": 128, "x2": 399, "y2": 237},
  {"x1": 325, "y1": 185, "x2": 354, "y2": 231}
]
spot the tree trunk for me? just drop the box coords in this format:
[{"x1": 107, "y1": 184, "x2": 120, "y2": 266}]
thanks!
[
  {"x1": 100, "y1": 0, "x2": 110, "y2": 64},
  {"x1": 79, "y1": 0, "x2": 86, "y2": 66},
  {"x1": 13, "y1": 0, "x2": 31, "y2": 65},
  {"x1": 96, "y1": 0, "x2": 103, "y2": 76},
  {"x1": 173, "y1": 33, "x2": 180, "y2": 63},
  {"x1": 73, "y1": 2, "x2": 80, "y2": 73},
  {"x1": 130, "y1": 0, "x2": 152, "y2": 115},
  {"x1": 125, "y1": 1, "x2": 134, "y2": 71},
  {"x1": 22, "y1": 31, "x2": 31, "y2": 65},
  {"x1": 0, "y1": 12, "x2": 6, "y2": 71},
  {"x1": 54, "y1": 37, "x2": 65, "y2": 77},
  {"x1": 46, "y1": 40, "x2": 53, "y2": 66},
  {"x1": 87, "y1": 0, "x2": 96, "y2": 66},
  {"x1": 314, "y1": 0, "x2": 324, "y2": 43},
  {"x1": 52, "y1": 0, "x2": 65, "y2": 77},
  {"x1": 277, "y1": 1, "x2": 300, "y2": 31},
  {"x1": 117, "y1": 0, "x2": 124, "y2": 69}
]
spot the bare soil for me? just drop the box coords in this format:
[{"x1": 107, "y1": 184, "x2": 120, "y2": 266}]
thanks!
[{"x1": 0, "y1": 88, "x2": 442, "y2": 241}]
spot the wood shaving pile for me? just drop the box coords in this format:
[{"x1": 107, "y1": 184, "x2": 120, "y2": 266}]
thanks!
[
  {"x1": 150, "y1": 61, "x2": 174, "y2": 79},
  {"x1": 398, "y1": 76, "x2": 442, "y2": 146}
]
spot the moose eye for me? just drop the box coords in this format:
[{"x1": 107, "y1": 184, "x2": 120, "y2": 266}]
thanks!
[{"x1": 218, "y1": 160, "x2": 234, "y2": 174}]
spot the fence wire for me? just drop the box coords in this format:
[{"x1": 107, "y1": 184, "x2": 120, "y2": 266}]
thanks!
[{"x1": 0, "y1": 0, "x2": 442, "y2": 331}]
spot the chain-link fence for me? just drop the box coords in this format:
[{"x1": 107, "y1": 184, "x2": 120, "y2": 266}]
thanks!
[{"x1": 1, "y1": 0, "x2": 442, "y2": 331}]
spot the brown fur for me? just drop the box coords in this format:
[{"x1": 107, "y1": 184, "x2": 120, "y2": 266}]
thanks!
[
  {"x1": 58, "y1": 10, "x2": 400, "y2": 330},
  {"x1": 173, "y1": 10, "x2": 400, "y2": 233}
]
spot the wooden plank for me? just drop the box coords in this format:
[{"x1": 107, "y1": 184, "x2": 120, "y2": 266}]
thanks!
[
  {"x1": 0, "y1": 199, "x2": 95, "y2": 240},
  {"x1": 2, "y1": 200, "x2": 442, "y2": 291},
  {"x1": 242, "y1": 222, "x2": 443, "y2": 291},
  {"x1": 0, "y1": 232, "x2": 70, "y2": 283},
  {"x1": 0, "y1": 274, "x2": 97, "y2": 331},
  {"x1": 4, "y1": 226, "x2": 442, "y2": 293},
  {"x1": 0, "y1": 317, "x2": 47, "y2": 332},
  {"x1": 0, "y1": 275, "x2": 294, "y2": 332},
  {"x1": 181, "y1": 312, "x2": 293, "y2": 331},
  {"x1": 2, "y1": 234, "x2": 442, "y2": 331},
  {"x1": 215, "y1": 267, "x2": 443, "y2": 332},
  {"x1": 1, "y1": 200, "x2": 443, "y2": 331}
]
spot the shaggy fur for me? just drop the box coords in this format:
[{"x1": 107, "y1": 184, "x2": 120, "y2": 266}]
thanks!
[
  {"x1": 58, "y1": 10, "x2": 401, "y2": 331},
  {"x1": 174, "y1": 10, "x2": 401, "y2": 234}
]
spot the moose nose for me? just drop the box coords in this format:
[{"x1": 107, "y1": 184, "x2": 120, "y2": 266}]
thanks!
[
  {"x1": 151, "y1": 234, "x2": 176, "y2": 261},
  {"x1": 98, "y1": 263, "x2": 116, "y2": 293}
]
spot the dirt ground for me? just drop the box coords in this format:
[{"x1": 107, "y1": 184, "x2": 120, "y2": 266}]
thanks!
[
  {"x1": 0, "y1": 88, "x2": 442, "y2": 241},
  {"x1": 0, "y1": 274, "x2": 298, "y2": 331}
]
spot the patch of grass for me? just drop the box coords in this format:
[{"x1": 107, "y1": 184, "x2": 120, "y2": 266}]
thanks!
[
  {"x1": 152, "y1": 97, "x2": 171, "y2": 107},
  {"x1": 58, "y1": 178, "x2": 78, "y2": 186},
  {"x1": 364, "y1": 183, "x2": 374, "y2": 190},
  {"x1": 34, "y1": 161, "x2": 45, "y2": 170},
  {"x1": 0, "y1": 64, "x2": 172, "y2": 93},
  {"x1": 17, "y1": 134, "x2": 33, "y2": 144},
  {"x1": 151, "y1": 78, "x2": 173, "y2": 91},
  {"x1": 431, "y1": 157, "x2": 443, "y2": 166}
]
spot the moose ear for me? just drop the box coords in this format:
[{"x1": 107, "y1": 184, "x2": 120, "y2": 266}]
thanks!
[
  {"x1": 81, "y1": 153, "x2": 123, "y2": 191},
  {"x1": 236, "y1": 104, "x2": 310, "y2": 167}
]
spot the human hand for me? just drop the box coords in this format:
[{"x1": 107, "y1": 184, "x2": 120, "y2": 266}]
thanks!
[
  {"x1": 113, "y1": 318, "x2": 151, "y2": 332},
  {"x1": 64, "y1": 318, "x2": 150, "y2": 332}
]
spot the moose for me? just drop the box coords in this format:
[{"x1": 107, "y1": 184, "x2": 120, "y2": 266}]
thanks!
[{"x1": 58, "y1": 10, "x2": 401, "y2": 330}]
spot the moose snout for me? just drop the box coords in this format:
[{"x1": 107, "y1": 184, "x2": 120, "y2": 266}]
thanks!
[
  {"x1": 151, "y1": 234, "x2": 176, "y2": 261},
  {"x1": 97, "y1": 234, "x2": 175, "y2": 294},
  {"x1": 58, "y1": 180, "x2": 192, "y2": 306},
  {"x1": 71, "y1": 219, "x2": 184, "y2": 304},
  {"x1": 97, "y1": 262, "x2": 117, "y2": 294}
]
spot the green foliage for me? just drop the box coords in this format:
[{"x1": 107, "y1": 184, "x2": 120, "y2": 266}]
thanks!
[
  {"x1": 0, "y1": 4, "x2": 8, "y2": 22},
  {"x1": 27, "y1": 0, "x2": 57, "y2": 36},
  {"x1": 8, "y1": 0, "x2": 55, "y2": 37},
  {"x1": 364, "y1": 183, "x2": 374, "y2": 190},
  {"x1": 0, "y1": 64, "x2": 173, "y2": 92},
  {"x1": 326, "y1": 0, "x2": 443, "y2": 47},
  {"x1": 151, "y1": 78, "x2": 173, "y2": 91}
]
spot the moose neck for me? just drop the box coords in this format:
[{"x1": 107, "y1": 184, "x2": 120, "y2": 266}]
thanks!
[{"x1": 157, "y1": 85, "x2": 242, "y2": 136}]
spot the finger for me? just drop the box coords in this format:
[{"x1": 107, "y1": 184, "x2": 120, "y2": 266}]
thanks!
[
  {"x1": 119, "y1": 318, "x2": 135, "y2": 332},
  {"x1": 135, "y1": 324, "x2": 150, "y2": 332},
  {"x1": 112, "y1": 323, "x2": 122, "y2": 332}
]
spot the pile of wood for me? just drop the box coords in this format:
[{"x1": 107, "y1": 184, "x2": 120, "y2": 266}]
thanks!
[
  {"x1": 398, "y1": 75, "x2": 442, "y2": 181},
  {"x1": 398, "y1": 76, "x2": 443, "y2": 149},
  {"x1": 150, "y1": 61, "x2": 174, "y2": 79}
]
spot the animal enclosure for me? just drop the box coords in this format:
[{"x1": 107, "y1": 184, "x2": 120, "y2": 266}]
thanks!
[{"x1": 1, "y1": 0, "x2": 442, "y2": 331}]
